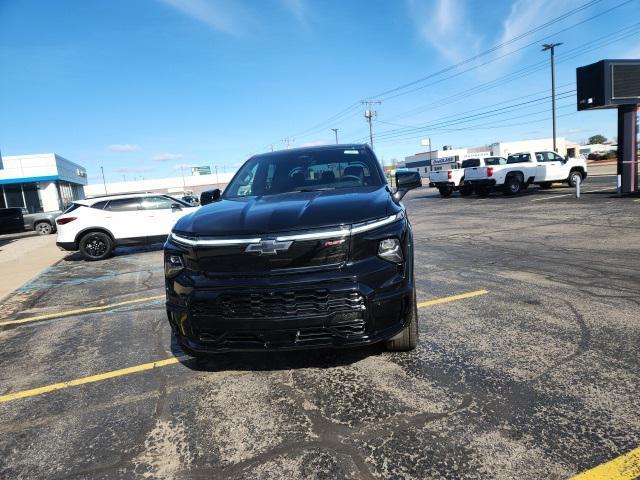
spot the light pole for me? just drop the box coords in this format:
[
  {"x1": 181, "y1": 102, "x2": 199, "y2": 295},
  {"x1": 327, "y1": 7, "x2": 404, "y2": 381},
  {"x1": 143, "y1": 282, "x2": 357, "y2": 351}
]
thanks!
[
  {"x1": 100, "y1": 166, "x2": 107, "y2": 194},
  {"x1": 542, "y1": 42, "x2": 562, "y2": 152},
  {"x1": 331, "y1": 128, "x2": 339, "y2": 144}
]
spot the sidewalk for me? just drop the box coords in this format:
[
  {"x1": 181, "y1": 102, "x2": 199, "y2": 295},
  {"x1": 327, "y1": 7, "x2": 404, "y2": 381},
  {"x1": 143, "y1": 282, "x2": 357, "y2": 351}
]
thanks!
[{"x1": 0, "y1": 232, "x2": 67, "y2": 300}]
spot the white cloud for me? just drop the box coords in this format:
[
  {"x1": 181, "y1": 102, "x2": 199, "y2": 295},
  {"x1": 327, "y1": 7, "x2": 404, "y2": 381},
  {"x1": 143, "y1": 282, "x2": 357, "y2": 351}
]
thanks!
[
  {"x1": 174, "y1": 163, "x2": 197, "y2": 169},
  {"x1": 408, "y1": 0, "x2": 482, "y2": 63},
  {"x1": 157, "y1": 0, "x2": 253, "y2": 36},
  {"x1": 152, "y1": 153, "x2": 185, "y2": 161},
  {"x1": 498, "y1": 0, "x2": 574, "y2": 58},
  {"x1": 113, "y1": 167, "x2": 155, "y2": 173},
  {"x1": 108, "y1": 144, "x2": 142, "y2": 152}
]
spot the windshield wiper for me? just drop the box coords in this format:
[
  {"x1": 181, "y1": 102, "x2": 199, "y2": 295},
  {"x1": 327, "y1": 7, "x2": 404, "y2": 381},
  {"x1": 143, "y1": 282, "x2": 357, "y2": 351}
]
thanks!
[{"x1": 294, "y1": 187, "x2": 336, "y2": 192}]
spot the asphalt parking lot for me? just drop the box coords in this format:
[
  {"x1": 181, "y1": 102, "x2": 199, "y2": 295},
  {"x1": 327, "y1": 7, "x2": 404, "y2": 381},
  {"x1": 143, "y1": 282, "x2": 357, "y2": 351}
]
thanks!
[{"x1": 1, "y1": 176, "x2": 638, "y2": 479}]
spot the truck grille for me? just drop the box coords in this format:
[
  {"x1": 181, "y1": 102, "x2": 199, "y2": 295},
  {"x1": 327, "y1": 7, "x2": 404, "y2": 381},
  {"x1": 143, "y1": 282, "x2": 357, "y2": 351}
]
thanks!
[{"x1": 190, "y1": 289, "x2": 364, "y2": 320}]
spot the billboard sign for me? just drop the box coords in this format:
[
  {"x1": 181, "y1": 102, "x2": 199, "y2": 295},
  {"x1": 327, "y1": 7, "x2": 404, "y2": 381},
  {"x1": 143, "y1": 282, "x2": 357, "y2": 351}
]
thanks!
[{"x1": 191, "y1": 166, "x2": 211, "y2": 176}]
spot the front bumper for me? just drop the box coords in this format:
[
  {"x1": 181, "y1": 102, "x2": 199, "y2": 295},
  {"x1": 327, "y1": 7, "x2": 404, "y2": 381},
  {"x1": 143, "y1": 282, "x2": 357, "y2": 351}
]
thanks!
[{"x1": 165, "y1": 224, "x2": 415, "y2": 353}]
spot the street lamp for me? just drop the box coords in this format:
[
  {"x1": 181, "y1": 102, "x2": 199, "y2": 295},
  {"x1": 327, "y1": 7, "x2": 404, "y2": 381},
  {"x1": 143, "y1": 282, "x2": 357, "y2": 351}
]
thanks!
[
  {"x1": 331, "y1": 128, "x2": 339, "y2": 144},
  {"x1": 542, "y1": 42, "x2": 563, "y2": 152}
]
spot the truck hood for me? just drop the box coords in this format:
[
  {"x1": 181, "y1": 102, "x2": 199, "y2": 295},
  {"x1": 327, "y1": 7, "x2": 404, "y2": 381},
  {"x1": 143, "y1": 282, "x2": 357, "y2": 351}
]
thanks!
[{"x1": 173, "y1": 186, "x2": 396, "y2": 236}]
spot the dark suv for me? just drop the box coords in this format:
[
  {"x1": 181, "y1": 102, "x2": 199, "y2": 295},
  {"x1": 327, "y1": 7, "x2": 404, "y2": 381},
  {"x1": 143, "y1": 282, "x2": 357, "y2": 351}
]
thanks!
[{"x1": 164, "y1": 145, "x2": 422, "y2": 356}]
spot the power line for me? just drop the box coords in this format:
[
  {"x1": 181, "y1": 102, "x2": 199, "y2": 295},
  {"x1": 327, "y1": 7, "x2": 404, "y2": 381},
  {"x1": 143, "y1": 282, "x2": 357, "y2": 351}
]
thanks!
[
  {"x1": 371, "y1": 0, "x2": 605, "y2": 100},
  {"x1": 376, "y1": 0, "x2": 635, "y2": 102},
  {"x1": 274, "y1": 0, "x2": 622, "y2": 147},
  {"x1": 343, "y1": 22, "x2": 640, "y2": 143},
  {"x1": 352, "y1": 92, "x2": 577, "y2": 143}
]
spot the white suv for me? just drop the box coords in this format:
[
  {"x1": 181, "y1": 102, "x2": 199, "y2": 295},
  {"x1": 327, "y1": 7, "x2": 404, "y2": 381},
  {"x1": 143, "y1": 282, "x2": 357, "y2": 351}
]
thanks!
[{"x1": 56, "y1": 193, "x2": 197, "y2": 260}]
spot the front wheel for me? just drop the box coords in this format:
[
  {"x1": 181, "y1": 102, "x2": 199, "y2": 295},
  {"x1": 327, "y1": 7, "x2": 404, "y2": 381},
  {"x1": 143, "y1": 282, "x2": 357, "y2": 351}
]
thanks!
[
  {"x1": 438, "y1": 186, "x2": 453, "y2": 198},
  {"x1": 386, "y1": 290, "x2": 418, "y2": 352},
  {"x1": 568, "y1": 171, "x2": 583, "y2": 187},
  {"x1": 35, "y1": 221, "x2": 53, "y2": 235},
  {"x1": 79, "y1": 232, "x2": 113, "y2": 261}
]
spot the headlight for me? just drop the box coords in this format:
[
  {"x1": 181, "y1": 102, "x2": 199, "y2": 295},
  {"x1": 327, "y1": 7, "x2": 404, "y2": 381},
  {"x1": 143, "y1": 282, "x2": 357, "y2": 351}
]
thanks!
[
  {"x1": 165, "y1": 254, "x2": 184, "y2": 277},
  {"x1": 378, "y1": 238, "x2": 403, "y2": 263}
]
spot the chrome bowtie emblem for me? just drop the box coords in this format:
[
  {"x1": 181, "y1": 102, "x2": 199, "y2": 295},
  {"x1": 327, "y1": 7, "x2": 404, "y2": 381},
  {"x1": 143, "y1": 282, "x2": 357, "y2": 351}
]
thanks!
[{"x1": 245, "y1": 240, "x2": 293, "y2": 255}]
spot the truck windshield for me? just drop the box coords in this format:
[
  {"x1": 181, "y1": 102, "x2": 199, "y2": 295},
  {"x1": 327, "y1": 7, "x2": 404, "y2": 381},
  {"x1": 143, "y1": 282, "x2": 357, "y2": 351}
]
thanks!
[{"x1": 224, "y1": 148, "x2": 384, "y2": 198}]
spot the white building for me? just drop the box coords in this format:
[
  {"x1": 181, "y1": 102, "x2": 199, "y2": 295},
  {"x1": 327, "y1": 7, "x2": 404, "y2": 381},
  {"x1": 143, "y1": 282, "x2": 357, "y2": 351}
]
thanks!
[
  {"x1": 490, "y1": 137, "x2": 580, "y2": 158},
  {"x1": 0, "y1": 153, "x2": 87, "y2": 213},
  {"x1": 85, "y1": 171, "x2": 236, "y2": 198}
]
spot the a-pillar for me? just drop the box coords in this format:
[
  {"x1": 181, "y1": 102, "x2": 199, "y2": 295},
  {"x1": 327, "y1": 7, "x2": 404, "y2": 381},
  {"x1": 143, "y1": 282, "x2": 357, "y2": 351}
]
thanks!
[{"x1": 617, "y1": 104, "x2": 638, "y2": 194}]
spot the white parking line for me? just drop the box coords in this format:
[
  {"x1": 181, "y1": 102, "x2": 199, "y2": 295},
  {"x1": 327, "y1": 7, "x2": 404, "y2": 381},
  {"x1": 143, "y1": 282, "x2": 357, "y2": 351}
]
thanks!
[
  {"x1": 531, "y1": 194, "x2": 570, "y2": 201},
  {"x1": 531, "y1": 186, "x2": 614, "y2": 201}
]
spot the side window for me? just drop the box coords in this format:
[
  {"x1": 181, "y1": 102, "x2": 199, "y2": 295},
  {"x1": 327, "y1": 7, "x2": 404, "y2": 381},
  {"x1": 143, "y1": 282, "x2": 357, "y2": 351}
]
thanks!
[
  {"x1": 140, "y1": 196, "x2": 174, "y2": 210},
  {"x1": 91, "y1": 201, "x2": 109, "y2": 209},
  {"x1": 235, "y1": 162, "x2": 259, "y2": 197},
  {"x1": 105, "y1": 198, "x2": 141, "y2": 212},
  {"x1": 535, "y1": 152, "x2": 545, "y2": 162},
  {"x1": 549, "y1": 152, "x2": 564, "y2": 162}
]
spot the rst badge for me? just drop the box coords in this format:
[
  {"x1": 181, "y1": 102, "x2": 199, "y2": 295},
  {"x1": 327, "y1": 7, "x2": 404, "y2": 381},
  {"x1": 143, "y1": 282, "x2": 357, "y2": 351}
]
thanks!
[{"x1": 245, "y1": 240, "x2": 293, "y2": 255}]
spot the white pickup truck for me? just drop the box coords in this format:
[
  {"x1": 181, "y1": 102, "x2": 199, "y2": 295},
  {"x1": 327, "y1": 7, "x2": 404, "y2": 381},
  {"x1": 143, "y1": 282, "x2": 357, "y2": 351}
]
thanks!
[
  {"x1": 464, "y1": 150, "x2": 588, "y2": 196},
  {"x1": 429, "y1": 157, "x2": 507, "y2": 197}
]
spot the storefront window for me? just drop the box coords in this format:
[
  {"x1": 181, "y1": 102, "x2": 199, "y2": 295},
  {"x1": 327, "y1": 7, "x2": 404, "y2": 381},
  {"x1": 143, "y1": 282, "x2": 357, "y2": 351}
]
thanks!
[
  {"x1": 3, "y1": 184, "x2": 23, "y2": 208},
  {"x1": 22, "y1": 183, "x2": 43, "y2": 213},
  {"x1": 56, "y1": 181, "x2": 74, "y2": 210}
]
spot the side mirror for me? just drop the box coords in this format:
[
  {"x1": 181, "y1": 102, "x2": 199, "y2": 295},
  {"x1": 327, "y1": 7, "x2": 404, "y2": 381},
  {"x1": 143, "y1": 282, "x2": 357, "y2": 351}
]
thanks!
[
  {"x1": 200, "y1": 188, "x2": 221, "y2": 206},
  {"x1": 171, "y1": 203, "x2": 183, "y2": 210},
  {"x1": 393, "y1": 171, "x2": 422, "y2": 202}
]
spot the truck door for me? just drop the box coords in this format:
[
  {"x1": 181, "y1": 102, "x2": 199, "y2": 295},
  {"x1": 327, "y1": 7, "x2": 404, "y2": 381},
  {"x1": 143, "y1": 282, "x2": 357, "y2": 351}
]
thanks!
[{"x1": 536, "y1": 151, "x2": 565, "y2": 181}]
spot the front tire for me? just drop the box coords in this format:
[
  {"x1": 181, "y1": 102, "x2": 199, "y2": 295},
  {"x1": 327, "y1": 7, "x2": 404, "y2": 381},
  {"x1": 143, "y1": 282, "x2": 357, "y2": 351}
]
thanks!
[
  {"x1": 35, "y1": 221, "x2": 53, "y2": 235},
  {"x1": 568, "y1": 171, "x2": 583, "y2": 187},
  {"x1": 386, "y1": 290, "x2": 418, "y2": 352},
  {"x1": 79, "y1": 232, "x2": 113, "y2": 261}
]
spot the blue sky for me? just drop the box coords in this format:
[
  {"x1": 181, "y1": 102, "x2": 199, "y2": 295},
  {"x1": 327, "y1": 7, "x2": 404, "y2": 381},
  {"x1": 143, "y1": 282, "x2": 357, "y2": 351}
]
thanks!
[{"x1": 1, "y1": 0, "x2": 639, "y2": 183}]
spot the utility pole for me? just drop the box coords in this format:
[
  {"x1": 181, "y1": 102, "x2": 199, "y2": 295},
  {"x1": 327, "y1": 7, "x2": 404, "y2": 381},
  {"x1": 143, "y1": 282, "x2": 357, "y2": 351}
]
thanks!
[
  {"x1": 100, "y1": 166, "x2": 107, "y2": 194},
  {"x1": 542, "y1": 43, "x2": 562, "y2": 152},
  {"x1": 282, "y1": 137, "x2": 294, "y2": 149},
  {"x1": 362, "y1": 99, "x2": 381, "y2": 149},
  {"x1": 331, "y1": 128, "x2": 339, "y2": 144}
]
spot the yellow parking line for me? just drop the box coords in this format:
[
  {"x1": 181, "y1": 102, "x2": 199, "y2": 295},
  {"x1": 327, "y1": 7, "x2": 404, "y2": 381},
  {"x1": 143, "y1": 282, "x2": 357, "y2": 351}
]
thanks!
[
  {"x1": 0, "y1": 357, "x2": 184, "y2": 404},
  {"x1": 570, "y1": 446, "x2": 640, "y2": 480},
  {"x1": 0, "y1": 289, "x2": 488, "y2": 404},
  {"x1": 0, "y1": 295, "x2": 165, "y2": 328},
  {"x1": 417, "y1": 289, "x2": 488, "y2": 308}
]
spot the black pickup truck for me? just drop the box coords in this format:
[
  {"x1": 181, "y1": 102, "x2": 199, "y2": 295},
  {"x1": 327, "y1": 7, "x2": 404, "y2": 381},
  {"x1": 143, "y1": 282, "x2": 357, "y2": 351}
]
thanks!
[
  {"x1": 0, "y1": 207, "x2": 60, "y2": 235},
  {"x1": 164, "y1": 144, "x2": 423, "y2": 357}
]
